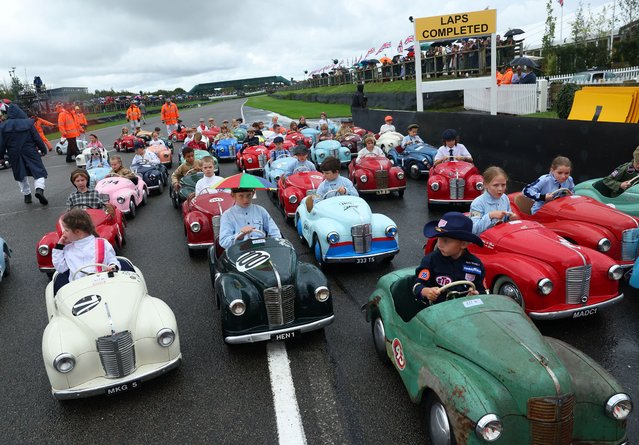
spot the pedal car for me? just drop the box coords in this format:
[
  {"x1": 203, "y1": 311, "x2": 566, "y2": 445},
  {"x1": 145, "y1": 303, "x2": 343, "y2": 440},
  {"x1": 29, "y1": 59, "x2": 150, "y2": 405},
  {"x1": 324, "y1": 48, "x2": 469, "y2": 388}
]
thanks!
[
  {"x1": 232, "y1": 128, "x2": 247, "y2": 142},
  {"x1": 295, "y1": 194, "x2": 399, "y2": 267},
  {"x1": 146, "y1": 144, "x2": 173, "y2": 168},
  {"x1": 88, "y1": 167, "x2": 112, "y2": 188},
  {"x1": 169, "y1": 128, "x2": 187, "y2": 142},
  {"x1": 264, "y1": 155, "x2": 295, "y2": 184},
  {"x1": 43, "y1": 259, "x2": 181, "y2": 399},
  {"x1": 55, "y1": 138, "x2": 88, "y2": 155},
  {"x1": 135, "y1": 164, "x2": 169, "y2": 195},
  {"x1": 510, "y1": 191, "x2": 639, "y2": 268},
  {"x1": 236, "y1": 144, "x2": 270, "y2": 174},
  {"x1": 285, "y1": 131, "x2": 312, "y2": 148},
  {"x1": 134, "y1": 130, "x2": 153, "y2": 143},
  {"x1": 300, "y1": 127, "x2": 321, "y2": 145},
  {"x1": 388, "y1": 142, "x2": 438, "y2": 179},
  {"x1": 209, "y1": 233, "x2": 334, "y2": 344},
  {"x1": 114, "y1": 135, "x2": 144, "y2": 152},
  {"x1": 574, "y1": 176, "x2": 639, "y2": 217},
  {"x1": 352, "y1": 126, "x2": 372, "y2": 138},
  {"x1": 213, "y1": 138, "x2": 242, "y2": 161},
  {"x1": 375, "y1": 131, "x2": 404, "y2": 154},
  {"x1": 277, "y1": 168, "x2": 324, "y2": 220},
  {"x1": 178, "y1": 149, "x2": 217, "y2": 170},
  {"x1": 348, "y1": 155, "x2": 406, "y2": 197},
  {"x1": 0, "y1": 151, "x2": 10, "y2": 170},
  {"x1": 75, "y1": 146, "x2": 109, "y2": 169},
  {"x1": 423, "y1": 219, "x2": 624, "y2": 319},
  {"x1": 339, "y1": 134, "x2": 363, "y2": 157},
  {"x1": 0, "y1": 237, "x2": 11, "y2": 283},
  {"x1": 202, "y1": 128, "x2": 220, "y2": 144},
  {"x1": 182, "y1": 191, "x2": 234, "y2": 256},
  {"x1": 364, "y1": 268, "x2": 632, "y2": 444},
  {"x1": 427, "y1": 160, "x2": 483, "y2": 206},
  {"x1": 170, "y1": 171, "x2": 202, "y2": 209},
  {"x1": 96, "y1": 176, "x2": 148, "y2": 218},
  {"x1": 310, "y1": 140, "x2": 351, "y2": 167},
  {"x1": 36, "y1": 209, "x2": 126, "y2": 276}
]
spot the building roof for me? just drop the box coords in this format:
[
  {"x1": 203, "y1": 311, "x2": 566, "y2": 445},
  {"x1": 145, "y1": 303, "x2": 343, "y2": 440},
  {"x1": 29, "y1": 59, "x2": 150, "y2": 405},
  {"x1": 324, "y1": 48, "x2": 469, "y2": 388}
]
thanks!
[{"x1": 189, "y1": 76, "x2": 291, "y2": 94}]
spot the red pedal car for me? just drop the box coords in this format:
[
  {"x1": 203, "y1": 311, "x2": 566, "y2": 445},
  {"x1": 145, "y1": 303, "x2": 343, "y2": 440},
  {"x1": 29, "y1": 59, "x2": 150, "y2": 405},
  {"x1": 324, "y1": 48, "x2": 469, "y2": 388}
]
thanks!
[
  {"x1": 339, "y1": 134, "x2": 363, "y2": 158},
  {"x1": 114, "y1": 135, "x2": 144, "y2": 152},
  {"x1": 182, "y1": 192, "x2": 234, "y2": 256},
  {"x1": 276, "y1": 168, "x2": 324, "y2": 220},
  {"x1": 169, "y1": 128, "x2": 187, "y2": 142},
  {"x1": 427, "y1": 161, "x2": 483, "y2": 208},
  {"x1": 424, "y1": 219, "x2": 624, "y2": 320},
  {"x1": 285, "y1": 132, "x2": 312, "y2": 148},
  {"x1": 510, "y1": 191, "x2": 639, "y2": 268},
  {"x1": 36, "y1": 208, "x2": 126, "y2": 277},
  {"x1": 236, "y1": 144, "x2": 271, "y2": 174},
  {"x1": 348, "y1": 155, "x2": 406, "y2": 198}
]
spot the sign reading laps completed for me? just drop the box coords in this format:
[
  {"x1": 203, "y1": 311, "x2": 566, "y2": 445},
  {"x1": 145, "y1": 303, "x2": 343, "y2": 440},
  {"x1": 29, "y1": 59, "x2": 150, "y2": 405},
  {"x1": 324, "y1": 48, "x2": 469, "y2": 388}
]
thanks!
[{"x1": 415, "y1": 9, "x2": 496, "y2": 41}]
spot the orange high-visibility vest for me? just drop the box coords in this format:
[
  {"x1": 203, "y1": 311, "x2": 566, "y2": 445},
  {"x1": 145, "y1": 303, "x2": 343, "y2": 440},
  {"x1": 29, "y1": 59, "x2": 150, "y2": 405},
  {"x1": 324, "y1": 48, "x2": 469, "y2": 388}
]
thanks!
[
  {"x1": 58, "y1": 110, "x2": 80, "y2": 138},
  {"x1": 34, "y1": 117, "x2": 54, "y2": 149},
  {"x1": 161, "y1": 103, "x2": 179, "y2": 125},
  {"x1": 126, "y1": 105, "x2": 141, "y2": 121}
]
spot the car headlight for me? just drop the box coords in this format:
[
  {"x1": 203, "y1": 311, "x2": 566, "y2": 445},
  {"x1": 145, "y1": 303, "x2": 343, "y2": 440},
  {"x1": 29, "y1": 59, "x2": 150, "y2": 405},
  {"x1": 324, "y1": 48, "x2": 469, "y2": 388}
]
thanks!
[
  {"x1": 608, "y1": 265, "x2": 623, "y2": 281},
  {"x1": 150, "y1": 174, "x2": 157, "y2": 180},
  {"x1": 327, "y1": 231, "x2": 340, "y2": 244},
  {"x1": 117, "y1": 196, "x2": 125, "y2": 204},
  {"x1": 537, "y1": 278, "x2": 553, "y2": 295},
  {"x1": 38, "y1": 245, "x2": 49, "y2": 256},
  {"x1": 315, "y1": 286, "x2": 330, "y2": 302},
  {"x1": 475, "y1": 414, "x2": 503, "y2": 442},
  {"x1": 476, "y1": 182, "x2": 484, "y2": 191},
  {"x1": 605, "y1": 393, "x2": 633, "y2": 420},
  {"x1": 359, "y1": 174, "x2": 368, "y2": 183},
  {"x1": 53, "y1": 353, "x2": 76, "y2": 374},
  {"x1": 190, "y1": 221, "x2": 201, "y2": 233},
  {"x1": 229, "y1": 299, "x2": 246, "y2": 316},
  {"x1": 385, "y1": 225, "x2": 398, "y2": 237},
  {"x1": 247, "y1": 158, "x2": 253, "y2": 163},
  {"x1": 397, "y1": 171, "x2": 405, "y2": 180},
  {"x1": 288, "y1": 195, "x2": 298, "y2": 204},
  {"x1": 597, "y1": 237, "x2": 611, "y2": 252},
  {"x1": 431, "y1": 182, "x2": 440, "y2": 191},
  {"x1": 319, "y1": 153, "x2": 325, "y2": 158},
  {"x1": 156, "y1": 328, "x2": 175, "y2": 347}
]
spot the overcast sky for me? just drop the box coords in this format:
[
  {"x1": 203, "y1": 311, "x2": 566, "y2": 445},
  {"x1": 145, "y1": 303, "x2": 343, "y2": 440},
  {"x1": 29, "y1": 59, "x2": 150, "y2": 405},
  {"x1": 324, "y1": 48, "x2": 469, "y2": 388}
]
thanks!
[{"x1": 2, "y1": 0, "x2": 617, "y2": 94}]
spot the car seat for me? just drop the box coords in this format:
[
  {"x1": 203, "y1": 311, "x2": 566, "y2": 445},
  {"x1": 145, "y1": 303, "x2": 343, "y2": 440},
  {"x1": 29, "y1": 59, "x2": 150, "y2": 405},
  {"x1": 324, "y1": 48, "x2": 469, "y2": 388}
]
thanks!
[
  {"x1": 592, "y1": 179, "x2": 612, "y2": 197},
  {"x1": 390, "y1": 274, "x2": 427, "y2": 322},
  {"x1": 514, "y1": 194, "x2": 534, "y2": 216}
]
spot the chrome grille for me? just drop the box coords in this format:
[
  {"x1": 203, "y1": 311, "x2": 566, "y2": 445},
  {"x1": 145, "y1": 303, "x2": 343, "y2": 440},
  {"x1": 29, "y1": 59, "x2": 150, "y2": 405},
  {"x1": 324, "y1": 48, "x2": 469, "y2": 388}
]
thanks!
[
  {"x1": 449, "y1": 178, "x2": 465, "y2": 199},
  {"x1": 264, "y1": 285, "x2": 296, "y2": 326},
  {"x1": 229, "y1": 145, "x2": 236, "y2": 157},
  {"x1": 258, "y1": 154, "x2": 267, "y2": 168},
  {"x1": 330, "y1": 148, "x2": 339, "y2": 158},
  {"x1": 97, "y1": 331, "x2": 135, "y2": 378},
  {"x1": 528, "y1": 395, "x2": 575, "y2": 445},
  {"x1": 351, "y1": 224, "x2": 372, "y2": 253},
  {"x1": 375, "y1": 170, "x2": 389, "y2": 189},
  {"x1": 211, "y1": 215, "x2": 221, "y2": 238},
  {"x1": 565, "y1": 265, "x2": 591, "y2": 304},
  {"x1": 622, "y1": 228, "x2": 639, "y2": 261}
]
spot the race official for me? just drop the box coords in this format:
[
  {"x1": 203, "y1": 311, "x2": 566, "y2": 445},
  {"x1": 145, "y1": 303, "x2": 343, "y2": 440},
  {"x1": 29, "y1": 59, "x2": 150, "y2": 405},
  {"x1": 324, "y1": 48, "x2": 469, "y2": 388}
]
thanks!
[
  {"x1": 161, "y1": 98, "x2": 180, "y2": 137},
  {"x1": 74, "y1": 106, "x2": 88, "y2": 140},
  {"x1": 126, "y1": 102, "x2": 142, "y2": 133},
  {"x1": 58, "y1": 103, "x2": 81, "y2": 162}
]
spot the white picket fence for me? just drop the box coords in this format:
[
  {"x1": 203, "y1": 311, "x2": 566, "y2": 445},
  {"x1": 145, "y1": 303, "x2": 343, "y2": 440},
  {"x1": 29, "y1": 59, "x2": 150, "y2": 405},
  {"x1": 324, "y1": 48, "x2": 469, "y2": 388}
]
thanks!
[
  {"x1": 547, "y1": 66, "x2": 639, "y2": 84},
  {"x1": 463, "y1": 81, "x2": 548, "y2": 115}
]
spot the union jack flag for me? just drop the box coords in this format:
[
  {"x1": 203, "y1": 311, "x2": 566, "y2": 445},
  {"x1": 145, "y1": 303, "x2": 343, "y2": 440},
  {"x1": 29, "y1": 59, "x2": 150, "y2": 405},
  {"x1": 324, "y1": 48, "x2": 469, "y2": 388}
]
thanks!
[
  {"x1": 365, "y1": 47, "x2": 375, "y2": 58},
  {"x1": 397, "y1": 39, "x2": 403, "y2": 53},
  {"x1": 558, "y1": 0, "x2": 563, "y2": 5},
  {"x1": 405, "y1": 35, "x2": 415, "y2": 45},
  {"x1": 375, "y1": 41, "x2": 391, "y2": 55}
]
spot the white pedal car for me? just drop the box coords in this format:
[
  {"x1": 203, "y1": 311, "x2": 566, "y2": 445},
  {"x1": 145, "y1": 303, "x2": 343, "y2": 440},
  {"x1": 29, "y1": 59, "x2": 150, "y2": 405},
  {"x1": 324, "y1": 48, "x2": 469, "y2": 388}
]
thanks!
[
  {"x1": 55, "y1": 138, "x2": 88, "y2": 155},
  {"x1": 75, "y1": 146, "x2": 109, "y2": 169},
  {"x1": 42, "y1": 259, "x2": 181, "y2": 399}
]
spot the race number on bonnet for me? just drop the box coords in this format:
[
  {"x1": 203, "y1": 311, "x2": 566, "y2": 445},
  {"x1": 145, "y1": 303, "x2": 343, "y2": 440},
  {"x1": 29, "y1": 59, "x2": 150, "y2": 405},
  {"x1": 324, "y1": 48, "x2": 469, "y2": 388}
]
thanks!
[{"x1": 235, "y1": 251, "x2": 271, "y2": 272}]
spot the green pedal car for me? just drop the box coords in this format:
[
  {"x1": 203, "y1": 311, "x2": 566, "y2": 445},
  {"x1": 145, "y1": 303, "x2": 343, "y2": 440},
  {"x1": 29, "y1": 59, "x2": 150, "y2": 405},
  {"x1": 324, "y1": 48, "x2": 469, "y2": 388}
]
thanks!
[{"x1": 365, "y1": 267, "x2": 632, "y2": 445}]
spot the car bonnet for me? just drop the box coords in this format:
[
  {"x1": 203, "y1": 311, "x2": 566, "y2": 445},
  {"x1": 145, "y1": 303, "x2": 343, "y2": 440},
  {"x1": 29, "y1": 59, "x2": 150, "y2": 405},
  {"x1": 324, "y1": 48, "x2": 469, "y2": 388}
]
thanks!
[
  {"x1": 224, "y1": 238, "x2": 297, "y2": 288},
  {"x1": 314, "y1": 196, "x2": 372, "y2": 225},
  {"x1": 546, "y1": 195, "x2": 639, "y2": 232}
]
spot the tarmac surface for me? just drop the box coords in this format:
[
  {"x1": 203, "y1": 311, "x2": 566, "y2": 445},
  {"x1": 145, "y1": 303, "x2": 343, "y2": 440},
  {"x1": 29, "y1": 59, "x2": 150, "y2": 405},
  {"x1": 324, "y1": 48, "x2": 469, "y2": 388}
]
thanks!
[{"x1": 0, "y1": 98, "x2": 637, "y2": 444}]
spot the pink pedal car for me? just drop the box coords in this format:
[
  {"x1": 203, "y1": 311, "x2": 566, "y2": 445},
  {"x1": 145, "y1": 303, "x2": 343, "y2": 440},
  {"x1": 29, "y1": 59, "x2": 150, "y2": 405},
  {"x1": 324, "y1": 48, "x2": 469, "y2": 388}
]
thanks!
[{"x1": 95, "y1": 176, "x2": 148, "y2": 219}]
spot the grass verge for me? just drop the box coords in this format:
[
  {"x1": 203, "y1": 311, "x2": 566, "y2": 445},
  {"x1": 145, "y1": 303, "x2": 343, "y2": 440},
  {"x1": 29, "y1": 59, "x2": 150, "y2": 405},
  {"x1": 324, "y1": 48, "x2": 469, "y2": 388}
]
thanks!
[
  {"x1": 521, "y1": 110, "x2": 559, "y2": 119},
  {"x1": 245, "y1": 96, "x2": 352, "y2": 118},
  {"x1": 274, "y1": 80, "x2": 417, "y2": 96}
]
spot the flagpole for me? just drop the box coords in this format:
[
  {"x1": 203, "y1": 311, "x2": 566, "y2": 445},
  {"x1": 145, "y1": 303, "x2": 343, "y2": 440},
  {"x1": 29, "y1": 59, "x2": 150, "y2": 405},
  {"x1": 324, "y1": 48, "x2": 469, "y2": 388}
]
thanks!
[{"x1": 560, "y1": 1, "x2": 563, "y2": 46}]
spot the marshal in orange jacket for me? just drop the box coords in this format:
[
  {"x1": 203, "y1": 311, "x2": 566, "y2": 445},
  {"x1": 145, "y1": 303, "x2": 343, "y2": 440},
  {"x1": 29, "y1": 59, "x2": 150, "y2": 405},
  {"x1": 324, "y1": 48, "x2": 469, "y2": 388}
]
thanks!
[
  {"x1": 161, "y1": 102, "x2": 179, "y2": 125},
  {"x1": 58, "y1": 109, "x2": 81, "y2": 138},
  {"x1": 126, "y1": 104, "x2": 141, "y2": 121},
  {"x1": 34, "y1": 117, "x2": 55, "y2": 150}
]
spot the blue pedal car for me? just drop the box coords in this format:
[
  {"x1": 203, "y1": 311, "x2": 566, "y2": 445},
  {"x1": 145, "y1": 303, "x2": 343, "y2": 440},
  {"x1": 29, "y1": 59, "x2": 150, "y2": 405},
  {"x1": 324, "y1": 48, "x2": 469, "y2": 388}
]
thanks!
[
  {"x1": 301, "y1": 128, "x2": 321, "y2": 145},
  {"x1": 0, "y1": 237, "x2": 10, "y2": 283},
  {"x1": 310, "y1": 140, "x2": 352, "y2": 167},
  {"x1": 387, "y1": 143, "x2": 438, "y2": 179},
  {"x1": 213, "y1": 138, "x2": 242, "y2": 161}
]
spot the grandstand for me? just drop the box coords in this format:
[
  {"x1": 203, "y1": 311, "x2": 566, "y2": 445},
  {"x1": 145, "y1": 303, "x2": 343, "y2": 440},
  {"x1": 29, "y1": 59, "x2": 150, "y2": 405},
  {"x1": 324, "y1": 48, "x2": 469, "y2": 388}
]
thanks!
[{"x1": 189, "y1": 76, "x2": 291, "y2": 95}]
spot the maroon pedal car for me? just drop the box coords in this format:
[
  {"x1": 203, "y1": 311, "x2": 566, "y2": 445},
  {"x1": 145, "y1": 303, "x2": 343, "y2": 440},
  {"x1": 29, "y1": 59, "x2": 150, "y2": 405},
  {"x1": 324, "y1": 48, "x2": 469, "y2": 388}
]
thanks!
[
  {"x1": 182, "y1": 192, "x2": 234, "y2": 256},
  {"x1": 339, "y1": 134, "x2": 363, "y2": 158},
  {"x1": 427, "y1": 160, "x2": 483, "y2": 208},
  {"x1": 285, "y1": 132, "x2": 312, "y2": 148},
  {"x1": 277, "y1": 168, "x2": 324, "y2": 221},
  {"x1": 235, "y1": 144, "x2": 271, "y2": 174},
  {"x1": 348, "y1": 155, "x2": 406, "y2": 198},
  {"x1": 113, "y1": 135, "x2": 145, "y2": 152}
]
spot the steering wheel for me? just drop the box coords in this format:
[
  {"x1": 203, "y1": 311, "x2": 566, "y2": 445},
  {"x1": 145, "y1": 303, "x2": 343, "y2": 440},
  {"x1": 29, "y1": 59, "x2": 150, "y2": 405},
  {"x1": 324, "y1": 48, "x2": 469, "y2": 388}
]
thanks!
[
  {"x1": 437, "y1": 280, "x2": 476, "y2": 301},
  {"x1": 361, "y1": 152, "x2": 380, "y2": 158},
  {"x1": 235, "y1": 228, "x2": 267, "y2": 240},
  {"x1": 493, "y1": 212, "x2": 516, "y2": 226},
  {"x1": 275, "y1": 152, "x2": 291, "y2": 160},
  {"x1": 196, "y1": 186, "x2": 220, "y2": 196},
  {"x1": 550, "y1": 187, "x2": 573, "y2": 199},
  {"x1": 185, "y1": 168, "x2": 201, "y2": 177},
  {"x1": 628, "y1": 175, "x2": 639, "y2": 186},
  {"x1": 293, "y1": 166, "x2": 312, "y2": 173},
  {"x1": 71, "y1": 263, "x2": 112, "y2": 280}
]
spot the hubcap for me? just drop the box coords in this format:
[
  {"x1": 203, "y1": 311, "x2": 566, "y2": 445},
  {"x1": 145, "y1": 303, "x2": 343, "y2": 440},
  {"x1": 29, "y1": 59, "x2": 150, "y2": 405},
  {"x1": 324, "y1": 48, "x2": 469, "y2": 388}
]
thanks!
[
  {"x1": 373, "y1": 318, "x2": 385, "y2": 355},
  {"x1": 429, "y1": 402, "x2": 452, "y2": 445},
  {"x1": 499, "y1": 283, "x2": 524, "y2": 307}
]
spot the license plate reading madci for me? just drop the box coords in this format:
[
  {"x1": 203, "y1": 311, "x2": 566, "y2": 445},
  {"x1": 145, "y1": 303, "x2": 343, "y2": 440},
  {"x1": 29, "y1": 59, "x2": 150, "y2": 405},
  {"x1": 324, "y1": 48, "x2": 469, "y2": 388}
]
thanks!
[
  {"x1": 272, "y1": 331, "x2": 298, "y2": 341},
  {"x1": 572, "y1": 307, "x2": 598, "y2": 318},
  {"x1": 376, "y1": 190, "x2": 390, "y2": 195},
  {"x1": 106, "y1": 380, "x2": 141, "y2": 395}
]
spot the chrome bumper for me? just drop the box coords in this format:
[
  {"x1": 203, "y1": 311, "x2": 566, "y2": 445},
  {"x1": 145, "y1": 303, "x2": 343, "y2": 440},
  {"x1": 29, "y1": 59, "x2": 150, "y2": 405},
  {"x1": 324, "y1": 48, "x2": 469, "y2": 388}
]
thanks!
[
  {"x1": 187, "y1": 242, "x2": 213, "y2": 250},
  {"x1": 528, "y1": 293, "x2": 624, "y2": 320},
  {"x1": 325, "y1": 248, "x2": 399, "y2": 264},
  {"x1": 358, "y1": 186, "x2": 406, "y2": 194},
  {"x1": 224, "y1": 315, "x2": 334, "y2": 344},
  {"x1": 428, "y1": 198, "x2": 474, "y2": 203}
]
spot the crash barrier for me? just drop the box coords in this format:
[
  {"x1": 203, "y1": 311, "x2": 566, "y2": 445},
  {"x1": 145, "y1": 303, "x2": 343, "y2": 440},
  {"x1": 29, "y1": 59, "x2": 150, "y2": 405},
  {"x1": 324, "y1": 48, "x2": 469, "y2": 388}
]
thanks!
[
  {"x1": 275, "y1": 91, "x2": 463, "y2": 111},
  {"x1": 568, "y1": 86, "x2": 639, "y2": 123},
  {"x1": 547, "y1": 66, "x2": 639, "y2": 84},
  {"x1": 463, "y1": 81, "x2": 548, "y2": 115},
  {"x1": 353, "y1": 108, "x2": 639, "y2": 185}
]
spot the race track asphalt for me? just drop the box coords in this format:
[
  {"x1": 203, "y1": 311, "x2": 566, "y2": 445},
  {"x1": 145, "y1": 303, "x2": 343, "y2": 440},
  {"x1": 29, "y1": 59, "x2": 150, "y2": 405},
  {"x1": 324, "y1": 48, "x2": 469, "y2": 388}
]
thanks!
[{"x1": 0, "y1": 98, "x2": 636, "y2": 444}]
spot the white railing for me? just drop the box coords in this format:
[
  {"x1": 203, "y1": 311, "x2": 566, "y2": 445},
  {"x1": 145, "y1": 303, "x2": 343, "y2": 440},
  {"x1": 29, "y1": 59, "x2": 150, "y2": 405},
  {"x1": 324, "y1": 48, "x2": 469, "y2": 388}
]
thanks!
[
  {"x1": 463, "y1": 81, "x2": 548, "y2": 115},
  {"x1": 547, "y1": 66, "x2": 639, "y2": 84}
]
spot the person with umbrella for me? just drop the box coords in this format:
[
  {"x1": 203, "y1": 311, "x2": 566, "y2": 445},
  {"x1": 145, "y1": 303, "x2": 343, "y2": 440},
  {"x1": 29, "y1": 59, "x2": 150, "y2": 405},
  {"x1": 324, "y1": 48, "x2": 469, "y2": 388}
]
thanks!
[
  {"x1": 215, "y1": 174, "x2": 282, "y2": 250},
  {"x1": 520, "y1": 65, "x2": 537, "y2": 84}
]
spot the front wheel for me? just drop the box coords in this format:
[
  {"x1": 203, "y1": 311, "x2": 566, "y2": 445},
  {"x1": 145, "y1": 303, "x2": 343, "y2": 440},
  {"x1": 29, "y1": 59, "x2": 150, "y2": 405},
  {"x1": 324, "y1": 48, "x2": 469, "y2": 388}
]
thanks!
[
  {"x1": 371, "y1": 311, "x2": 388, "y2": 363},
  {"x1": 3, "y1": 252, "x2": 10, "y2": 277},
  {"x1": 296, "y1": 217, "x2": 306, "y2": 245},
  {"x1": 141, "y1": 189, "x2": 148, "y2": 206},
  {"x1": 396, "y1": 189, "x2": 404, "y2": 198},
  {"x1": 425, "y1": 393, "x2": 457, "y2": 445},
  {"x1": 157, "y1": 181, "x2": 164, "y2": 195},
  {"x1": 313, "y1": 235, "x2": 325, "y2": 268},
  {"x1": 127, "y1": 200, "x2": 136, "y2": 219},
  {"x1": 493, "y1": 276, "x2": 525, "y2": 309},
  {"x1": 56, "y1": 147, "x2": 62, "y2": 155},
  {"x1": 408, "y1": 163, "x2": 421, "y2": 180}
]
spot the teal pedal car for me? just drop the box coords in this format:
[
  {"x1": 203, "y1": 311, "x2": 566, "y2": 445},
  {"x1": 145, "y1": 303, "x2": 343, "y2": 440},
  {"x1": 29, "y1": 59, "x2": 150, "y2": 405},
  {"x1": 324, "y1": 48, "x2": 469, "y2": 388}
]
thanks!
[
  {"x1": 574, "y1": 176, "x2": 639, "y2": 216},
  {"x1": 365, "y1": 267, "x2": 632, "y2": 445},
  {"x1": 310, "y1": 140, "x2": 352, "y2": 167}
]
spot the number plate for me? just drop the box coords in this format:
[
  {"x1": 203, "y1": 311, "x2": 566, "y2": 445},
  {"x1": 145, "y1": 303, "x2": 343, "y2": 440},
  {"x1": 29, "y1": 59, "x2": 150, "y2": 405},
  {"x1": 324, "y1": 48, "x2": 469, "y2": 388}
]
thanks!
[
  {"x1": 356, "y1": 257, "x2": 376, "y2": 264},
  {"x1": 271, "y1": 330, "x2": 299, "y2": 341},
  {"x1": 572, "y1": 307, "x2": 598, "y2": 318},
  {"x1": 105, "y1": 380, "x2": 141, "y2": 395},
  {"x1": 376, "y1": 190, "x2": 390, "y2": 195}
]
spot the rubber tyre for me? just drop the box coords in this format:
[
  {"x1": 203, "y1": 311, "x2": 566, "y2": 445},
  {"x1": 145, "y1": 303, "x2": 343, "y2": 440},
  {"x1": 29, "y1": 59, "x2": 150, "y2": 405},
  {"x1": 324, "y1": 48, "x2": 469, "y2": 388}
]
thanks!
[
  {"x1": 425, "y1": 393, "x2": 457, "y2": 445},
  {"x1": 371, "y1": 311, "x2": 389, "y2": 364},
  {"x1": 3, "y1": 252, "x2": 10, "y2": 277},
  {"x1": 157, "y1": 181, "x2": 164, "y2": 195},
  {"x1": 171, "y1": 135, "x2": 178, "y2": 142},
  {"x1": 188, "y1": 247, "x2": 196, "y2": 258},
  {"x1": 296, "y1": 217, "x2": 307, "y2": 245},
  {"x1": 56, "y1": 147, "x2": 62, "y2": 155},
  {"x1": 408, "y1": 162, "x2": 421, "y2": 180},
  {"x1": 396, "y1": 189, "x2": 405, "y2": 198},
  {"x1": 313, "y1": 235, "x2": 325, "y2": 268},
  {"x1": 172, "y1": 192, "x2": 180, "y2": 209},
  {"x1": 128, "y1": 200, "x2": 136, "y2": 219},
  {"x1": 493, "y1": 276, "x2": 525, "y2": 309},
  {"x1": 141, "y1": 189, "x2": 148, "y2": 206}
]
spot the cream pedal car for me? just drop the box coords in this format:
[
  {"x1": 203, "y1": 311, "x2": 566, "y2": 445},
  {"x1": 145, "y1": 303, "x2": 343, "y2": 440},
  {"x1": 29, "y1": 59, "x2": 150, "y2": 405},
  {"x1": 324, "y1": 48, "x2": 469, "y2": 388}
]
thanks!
[{"x1": 42, "y1": 258, "x2": 181, "y2": 399}]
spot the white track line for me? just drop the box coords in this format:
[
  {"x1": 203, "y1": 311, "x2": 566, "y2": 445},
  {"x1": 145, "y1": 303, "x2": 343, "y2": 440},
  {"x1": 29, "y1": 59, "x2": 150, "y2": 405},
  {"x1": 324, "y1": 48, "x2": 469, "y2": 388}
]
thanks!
[
  {"x1": 267, "y1": 342, "x2": 307, "y2": 445},
  {"x1": 240, "y1": 99, "x2": 248, "y2": 123}
]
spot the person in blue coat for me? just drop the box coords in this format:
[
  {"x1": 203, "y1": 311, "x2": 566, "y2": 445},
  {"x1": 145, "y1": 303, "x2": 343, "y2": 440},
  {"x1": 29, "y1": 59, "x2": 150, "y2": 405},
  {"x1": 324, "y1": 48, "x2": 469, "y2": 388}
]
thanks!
[{"x1": 0, "y1": 102, "x2": 49, "y2": 204}]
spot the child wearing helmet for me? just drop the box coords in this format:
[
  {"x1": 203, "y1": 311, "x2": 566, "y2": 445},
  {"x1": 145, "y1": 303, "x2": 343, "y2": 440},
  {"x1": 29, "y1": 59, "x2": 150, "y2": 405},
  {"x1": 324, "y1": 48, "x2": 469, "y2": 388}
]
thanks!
[{"x1": 433, "y1": 129, "x2": 473, "y2": 166}]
